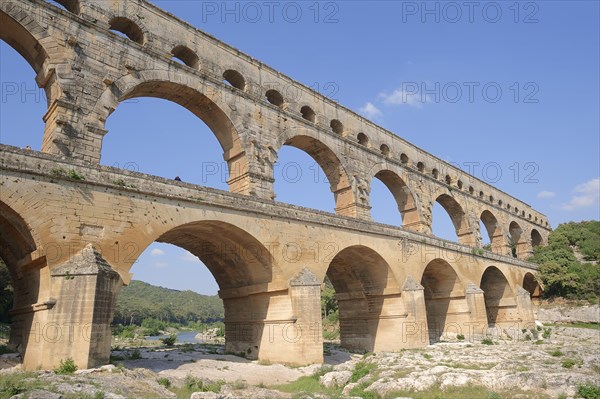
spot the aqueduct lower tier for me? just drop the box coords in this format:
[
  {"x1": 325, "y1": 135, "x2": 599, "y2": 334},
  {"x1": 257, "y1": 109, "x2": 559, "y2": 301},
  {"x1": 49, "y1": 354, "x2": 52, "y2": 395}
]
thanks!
[{"x1": 1, "y1": 147, "x2": 540, "y2": 370}]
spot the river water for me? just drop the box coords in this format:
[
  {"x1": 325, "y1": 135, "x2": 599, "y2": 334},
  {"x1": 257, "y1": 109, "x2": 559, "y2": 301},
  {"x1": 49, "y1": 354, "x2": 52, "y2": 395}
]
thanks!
[{"x1": 146, "y1": 331, "x2": 201, "y2": 343}]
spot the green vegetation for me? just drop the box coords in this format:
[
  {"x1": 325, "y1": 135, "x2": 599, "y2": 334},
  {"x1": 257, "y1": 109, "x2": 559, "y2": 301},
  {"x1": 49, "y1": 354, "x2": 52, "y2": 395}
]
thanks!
[
  {"x1": 529, "y1": 221, "x2": 600, "y2": 300},
  {"x1": 351, "y1": 361, "x2": 377, "y2": 383},
  {"x1": 160, "y1": 334, "x2": 177, "y2": 347},
  {"x1": 55, "y1": 358, "x2": 77, "y2": 374},
  {"x1": 481, "y1": 338, "x2": 494, "y2": 345},
  {"x1": 550, "y1": 349, "x2": 564, "y2": 357},
  {"x1": 113, "y1": 280, "x2": 224, "y2": 325},
  {"x1": 548, "y1": 322, "x2": 600, "y2": 330},
  {"x1": 562, "y1": 358, "x2": 577, "y2": 369},
  {"x1": 577, "y1": 382, "x2": 600, "y2": 399},
  {"x1": 0, "y1": 260, "x2": 13, "y2": 323}
]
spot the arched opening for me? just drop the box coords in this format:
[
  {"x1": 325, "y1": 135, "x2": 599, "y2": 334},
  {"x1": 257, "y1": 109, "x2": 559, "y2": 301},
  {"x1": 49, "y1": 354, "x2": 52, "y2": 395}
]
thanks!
[
  {"x1": 380, "y1": 144, "x2": 390, "y2": 157},
  {"x1": 357, "y1": 133, "x2": 369, "y2": 146},
  {"x1": 480, "y1": 266, "x2": 514, "y2": 327},
  {"x1": 445, "y1": 175, "x2": 452, "y2": 185},
  {"x1": 0, "y1": 11, "x2": 52, "y2": 151},
  {"x1": 171, "y1": 45, "x2": 199, "y2": 68},
  {"x1": 417, "y1": 162, "x2": 425, "y2": 172},
  {"x1": 508, "y1": 221, "x2": 524, "y2": 258},
  {"x1": 274, "y1": 145, "x2": 335, "y2": 212},
  {"x1": 421, "y1": 259, "x2": 466, "y2": 342},
  {"x1": 432, "y1": 168, "x2": 439, "y2": 179},
  {"x1": 121, "y1": 221, "x2": 277, "y2": 360},
  {"x1": 109, "y1": 17, "x2": 145, "y2": 44},
  {"x1": 523, "y1": 272, "x2": 541, "y2": 303},
  {"x1": 0, "y1": 201, "x2": 41, "y2": 359},
  {"x1": 101, "y1": 81, "x2": 246, "y2": 191},
  {"x1": 372, "y1": 170, "x2": 420, "y2": 229},
  {"x1": 531, "y1": 229, "x2": 543, "y2": 248},
  {"x1": 300, "y1": 106, "x2": 316, "y2": 123},
  {"x1": 46, "y1": 0, "x2": 80, "y2": 14},
  {"x1": 432, "y1": 194, "x2": 473, "y2": 244},
  {"x1": 480, "y1": 210, "x2": 503, "y2": 253},
  {"x1": 223, "y1": 69, "x2": 246, "y2": 91},
  {"x1": 265, "y1": 89, "x2": 284, "y2": 108},
  {"x1": 276, "y1": 135, "x2": 354, "y2": 215},
  {"x1": 400, "y1": 153, "x2": 409, "y2": 164},
  {"x1": 330, "y1": 119, "x2": 344, "y2": 135},
  {"x1": 326, "y1": 246, "x2": 400, "y2": 352}
]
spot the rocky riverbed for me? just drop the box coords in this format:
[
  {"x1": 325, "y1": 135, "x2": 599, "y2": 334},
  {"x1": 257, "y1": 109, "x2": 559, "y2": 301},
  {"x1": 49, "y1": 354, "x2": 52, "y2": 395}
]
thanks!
[{"x1": 1, "y1": 325, "x2": 598, "y2": 399}]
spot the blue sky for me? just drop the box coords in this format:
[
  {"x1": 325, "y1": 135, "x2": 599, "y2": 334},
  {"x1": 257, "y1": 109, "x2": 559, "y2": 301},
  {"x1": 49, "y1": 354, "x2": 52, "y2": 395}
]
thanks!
[{"x1": 1, "y1": 1, "x2": 598, "y2": 295}]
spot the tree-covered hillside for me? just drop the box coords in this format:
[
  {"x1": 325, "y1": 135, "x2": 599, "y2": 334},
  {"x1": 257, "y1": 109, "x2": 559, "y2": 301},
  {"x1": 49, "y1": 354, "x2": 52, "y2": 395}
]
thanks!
[
  {"x1": 529, "y1": 221, "x2": 600, "y2": 300},
  {"x1": 113, "y1": 280, "x2": 224, "y2": 325}
]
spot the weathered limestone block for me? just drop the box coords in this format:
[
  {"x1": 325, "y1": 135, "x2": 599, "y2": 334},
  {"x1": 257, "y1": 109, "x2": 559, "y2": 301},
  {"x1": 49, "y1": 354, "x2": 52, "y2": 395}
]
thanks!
[
  {"x1": 43, "y1": 244, "x2": 123, "y2": 370},
  {"x1": 465, "y1": 283, "x2": 489, "y2": 338},
  {"x1": 400, "y1": 276, "x2": 429, "y2": 348}
]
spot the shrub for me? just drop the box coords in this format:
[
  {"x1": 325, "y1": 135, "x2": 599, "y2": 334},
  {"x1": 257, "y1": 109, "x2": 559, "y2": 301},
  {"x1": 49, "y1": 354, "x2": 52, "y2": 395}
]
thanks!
[
  {"x1": 487, "y1": 392, "x2": 502, "y2": 399},
  {"x1": 562, "y1": 358, "x2": 576, "y2": 369},
  {"x1": 457, "y1": 334, "x2": 465, "y2": 341},
  {"x1": 550, "y1": 349, "x2": 564, "y2": 357},
  {"x1": 351, "y1": 361, "x2": 376, "y2": 383},
  {"x1": 160, "y1": 334, "x2": 177, "y2": 346},
  {"x1": 577, "y1": 383, "x2": 600, "y2": 399},
  {"x1": 55, "y1": 358, "x2": 77, "y2": 374},
  {"x1": 157, "y1": 377, "x2": 171, "y2": 388},
  {"x1": 129, "y1": 349, "x2": 142, "y2": 360},
  {"x1": 481, "y1": 338, "x2": 494, "y2": 345}
]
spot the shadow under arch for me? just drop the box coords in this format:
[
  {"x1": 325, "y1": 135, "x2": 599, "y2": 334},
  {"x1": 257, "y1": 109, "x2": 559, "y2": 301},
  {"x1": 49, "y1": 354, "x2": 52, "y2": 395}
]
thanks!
[
  {"x1": 132, "y1": 220, "x2": 280, "y2": 359},
  {"x1": 326, "y1": 245, "x2": 400, "y2": 352},
  {"x1": 523, "y1": 272, "x2": 541, "y2": 303},
  {"x1": 95, "y1": 77, "x2": 249, "y2": 193},
  {"x1": 509, "y1": 221, "x2": 526, "y2": 258},
  {"x1": 372, "y1": 169, "x2": 422, "y2": 230},
  {"x1": 434, "y1": 194, "x2": 474, "y2": 245},
  {"x1": 480, "y1": 266, "x2": 515, "y2": 327},
  {"x1": 0, "y1": 200, "x2": 43, "y2": 358},
  {"x1": 276, "y1": 132, "x2": 357, "y2": 217},
  {"x1": 480, "y1": 210, "x2": 506, "y2": 253},
  {"x1": 420, "y1": 258, "x2": 465, "y2": 342}
]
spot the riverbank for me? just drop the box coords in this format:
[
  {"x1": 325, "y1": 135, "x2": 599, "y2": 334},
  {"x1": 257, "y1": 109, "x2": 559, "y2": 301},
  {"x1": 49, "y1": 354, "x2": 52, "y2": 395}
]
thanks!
[{"x1": 1, "y1": 324, "x2": 598, "y2": 399}]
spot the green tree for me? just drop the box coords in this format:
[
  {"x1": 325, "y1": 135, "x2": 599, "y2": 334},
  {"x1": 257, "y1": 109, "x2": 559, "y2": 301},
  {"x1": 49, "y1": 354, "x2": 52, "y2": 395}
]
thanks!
[
  {"x1": 0, "y1": 259, "x2": 13, "y2": 323},
  {"x1": 529, "y1": 221, "x2": 600, "y2": 300}
]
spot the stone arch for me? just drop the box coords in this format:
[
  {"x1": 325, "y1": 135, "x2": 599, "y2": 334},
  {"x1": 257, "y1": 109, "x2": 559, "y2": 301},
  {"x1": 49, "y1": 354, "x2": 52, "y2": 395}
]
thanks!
[
  {"x1": 91, "y1": 73, "x2": 249, "y2": 193},
  {"x1": 108, "y1": 16, "x2": 145, "y2": 44},
  {"x1": 132, "y1": 220, "x2": 280, "y2": 359},
  {"x1": 480, "y1": 266, "x2": 514, "y2": 326},
  {"x1": 420, "y1": 259, "x2": 465, "y2": 342},
  {"x1": 371, "y1": 169, "x2": 422, "y2": 230},
  {"x1": 509, "y1": 221, "x2": 526, "y2": 258},
  {"x1": 433, "y1": 194, "x2": 475, "y2": 245},
  {"x1": 0, "y1": 200, "x2": 43, "y2": 360},
  {"x1": 480, "y1": 210, "x2": 506, "y2": 253},
  {"x1": 523, "y1": 272, "x2": 541, "y2": 301},
  {"x1": 171, "y1": 44, "x2": 199, "y2": 68},
  {"x1": 531, "y1": 229, "x2": 543, "y2": 248},
  {"x1": 46, "y1": 0, "x2": 80, "y2": 14},
  {"x1": 275, "y1": 131, "x2": 357, "y2": 217},
  {"x1": 222, "y1": 69, "x2": 246, "y2": 91},
  {"x1": 326, "y1": 245, "x2": 400, "y2": 352},
  {"x1": 300, "y1": 105, "x2": 316, "y2": 123}
]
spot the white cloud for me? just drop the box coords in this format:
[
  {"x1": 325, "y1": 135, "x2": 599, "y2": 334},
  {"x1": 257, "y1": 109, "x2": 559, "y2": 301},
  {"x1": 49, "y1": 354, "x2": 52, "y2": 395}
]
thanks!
[
  {"x1": 150, "y1": 248, "x2": 165, "y2": 256},
  {"x1": 155, "y1": 261, "x2": 169, "y2": 269},
  {"x1": 537, "y1": 190, "x2": 556, "y2": 199},
  {"x1": 379, "y1": 88, "x2": 428, "y2": 108},
  {"x1": 561, "y1": 178, "x2": 600, "y2": 211},
  {"x1": 359, "y1": 102, "x2": 382, "y2": 119}
]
